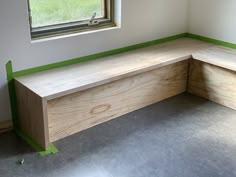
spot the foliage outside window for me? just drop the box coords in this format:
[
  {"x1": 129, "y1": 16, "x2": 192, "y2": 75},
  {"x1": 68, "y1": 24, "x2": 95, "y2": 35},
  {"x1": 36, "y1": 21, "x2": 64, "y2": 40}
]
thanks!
[{"x1": 28, "y1": 0, "x2": 114, "y2": 38}]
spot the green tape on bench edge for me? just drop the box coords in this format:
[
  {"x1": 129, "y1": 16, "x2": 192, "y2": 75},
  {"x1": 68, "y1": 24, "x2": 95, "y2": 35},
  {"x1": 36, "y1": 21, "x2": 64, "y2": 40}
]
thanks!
[
  {"x1": 16, "y1": 129, "x2": 58, "y2": 156},
  {"x1": 186, "y1": 33, "x2": 236, "y2": 49},
  {"x1": 12, "y1": 33, "x2": 187, "y2": 78}
]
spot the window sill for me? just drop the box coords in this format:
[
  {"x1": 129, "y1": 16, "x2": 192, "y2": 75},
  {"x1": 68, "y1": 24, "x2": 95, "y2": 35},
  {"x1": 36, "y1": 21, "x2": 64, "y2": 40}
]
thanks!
[{"x1": 31, "y1": 25, "x2": 120, "y2": 44}]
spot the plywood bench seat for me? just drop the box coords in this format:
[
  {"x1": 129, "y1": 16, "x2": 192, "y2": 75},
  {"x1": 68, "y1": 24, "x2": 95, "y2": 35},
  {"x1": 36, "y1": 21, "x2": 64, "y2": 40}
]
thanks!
[
  {"x1": 192, "y1": 46, "x2": 236, "y2": 72},
  {"x1": 14, "y1": 38, "x2": 236, "y2": 150},
  {"x1": 15, "y1": 38, "x2": 213, "y2": 100}
]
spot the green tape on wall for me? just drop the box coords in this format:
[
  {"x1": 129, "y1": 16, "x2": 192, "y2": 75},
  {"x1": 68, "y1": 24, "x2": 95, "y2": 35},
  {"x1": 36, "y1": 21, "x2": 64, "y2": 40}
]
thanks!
[
  {"x1": 5, "y1": 61, "x2": 18, "y2": 129},
  {"x1": 12, "y1": 33, "x2": 187, "y2": 78},
  {"x1": 186, "y1": 33, "x2": 236, "y2": 49}
]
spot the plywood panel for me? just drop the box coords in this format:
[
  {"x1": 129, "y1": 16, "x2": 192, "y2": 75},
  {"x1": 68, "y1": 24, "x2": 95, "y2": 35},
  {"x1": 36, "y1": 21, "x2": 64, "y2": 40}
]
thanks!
[
  {"x1": 192, "y1": 46, "x2": 236, "y2": 72},
  {"x1": 15, "y1": 38, "x2": 213, "y2": 100},
  {"x1": 15, "y1": 80, "x2": 49, "y2": 149},
  {"x1": 188, "y1": 59, "x2": 236, "y2": 110},
  {"x1": 48, "y1": 61, "x2": 188, "y2": 142}
]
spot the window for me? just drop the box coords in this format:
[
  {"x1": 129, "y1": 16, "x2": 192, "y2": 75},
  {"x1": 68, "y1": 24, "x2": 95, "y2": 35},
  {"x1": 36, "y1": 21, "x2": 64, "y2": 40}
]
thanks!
[{"x1": 27, "y1": 0, "x2": 115, "y2": 38}]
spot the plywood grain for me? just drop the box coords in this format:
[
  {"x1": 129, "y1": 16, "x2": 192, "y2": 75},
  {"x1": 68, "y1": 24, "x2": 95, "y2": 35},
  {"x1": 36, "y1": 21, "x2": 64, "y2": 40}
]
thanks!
[
  {"x1": 188, "y1": 59, "x2": 236, "y2": 110},
  {"x1": 15, "y1": 80, "x2": 49, "y2": 149},
  {"x1": 48, "y1": 61, "x2": 188, "y2": 142},
  {"x1": 15, "y1": 38, "x2": 213, "y2": 100},
  {"x1": 192, "y1": 46, "x2": 236, "y2": 72}
]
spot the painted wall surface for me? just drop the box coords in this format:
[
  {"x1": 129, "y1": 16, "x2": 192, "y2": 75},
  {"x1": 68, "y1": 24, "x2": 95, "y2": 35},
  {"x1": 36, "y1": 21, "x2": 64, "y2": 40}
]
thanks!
[
  {"x1": 188, "y1": 0, "x2": 236, "y2": 43},
  {"x1": 0, "y1": 0, "x2": 188, "y2": 121}
]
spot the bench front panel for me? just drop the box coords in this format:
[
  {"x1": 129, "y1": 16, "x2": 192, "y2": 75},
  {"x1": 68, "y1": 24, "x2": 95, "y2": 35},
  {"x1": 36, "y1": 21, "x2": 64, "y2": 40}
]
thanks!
[{"x1": 47, "y1": 60, "x2": 189, "y2": 142}]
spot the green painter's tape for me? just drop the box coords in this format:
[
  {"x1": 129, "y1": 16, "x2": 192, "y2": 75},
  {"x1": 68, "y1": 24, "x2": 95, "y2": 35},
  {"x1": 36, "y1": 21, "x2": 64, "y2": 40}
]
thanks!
[
  {"x1": 16, "y1": 129, "x2": 58, "y2": 156},
  {"x1": 5, "y1": 61, "x2": 59, "y2": 156},
  {"x1": 6, "y1": 61, "x2": 18, "y2": 129},
  {"x1": 12, "y1": 33, "x2": 186, "y2": 78},
  {"x1": 186, "y1": 33, "x2": 236, "y2": 49},
  {"x1": 6, "y1": 61, "x2": 13, "y2": 81}
]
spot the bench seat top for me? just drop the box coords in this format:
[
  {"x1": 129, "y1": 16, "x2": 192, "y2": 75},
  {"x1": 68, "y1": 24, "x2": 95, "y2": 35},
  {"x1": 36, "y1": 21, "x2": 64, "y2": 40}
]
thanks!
[
  {"x1": 192, "y1": 46, "x2": 236, "y2": 72},
  {"x1": 15, "y1": 38, "x2": 236, "y2": 100}
]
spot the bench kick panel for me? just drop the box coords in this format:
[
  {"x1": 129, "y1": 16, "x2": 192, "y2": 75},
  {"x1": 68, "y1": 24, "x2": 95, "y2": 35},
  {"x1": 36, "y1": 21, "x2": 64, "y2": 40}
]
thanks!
[
  {"x1": 47, "y1": 61, "x2": 188, "y2": 142},
  {"x1": 188, "y1": 59, "x2": 236, "y2": 110}
]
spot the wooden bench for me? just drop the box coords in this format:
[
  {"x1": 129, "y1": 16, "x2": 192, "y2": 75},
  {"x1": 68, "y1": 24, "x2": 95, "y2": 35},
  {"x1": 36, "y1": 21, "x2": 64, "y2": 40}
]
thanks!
[{"x1": 14, "y1": 38, "x2": 236, "y2": 150}]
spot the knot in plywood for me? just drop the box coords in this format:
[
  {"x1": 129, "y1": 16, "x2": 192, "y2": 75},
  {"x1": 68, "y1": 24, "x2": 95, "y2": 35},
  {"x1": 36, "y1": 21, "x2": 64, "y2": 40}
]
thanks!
[{"x1": 90, "y1": 104, "x2": 111, "y2": 114}]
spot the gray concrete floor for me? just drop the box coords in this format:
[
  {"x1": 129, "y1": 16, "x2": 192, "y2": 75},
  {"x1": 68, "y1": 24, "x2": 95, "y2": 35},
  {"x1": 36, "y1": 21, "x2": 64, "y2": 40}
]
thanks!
[{"x1": 1, "y1": 93, "x2": 236, "y2": 177}]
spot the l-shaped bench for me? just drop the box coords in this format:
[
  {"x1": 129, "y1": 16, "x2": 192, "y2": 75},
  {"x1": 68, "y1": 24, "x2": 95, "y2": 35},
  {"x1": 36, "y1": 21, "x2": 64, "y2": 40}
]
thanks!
[{"x1": 14, "y1": 38, "x2": 236, "y2": 150}]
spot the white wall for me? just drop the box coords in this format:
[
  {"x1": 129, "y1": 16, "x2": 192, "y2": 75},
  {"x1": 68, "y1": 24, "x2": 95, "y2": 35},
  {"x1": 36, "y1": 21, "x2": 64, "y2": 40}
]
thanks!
[
  {"x1": 188, "y1": 0, "x2": 236, "y2": 43},
  {"x1": 0, "y1": 0, "x2": 189, "y2": 121}
]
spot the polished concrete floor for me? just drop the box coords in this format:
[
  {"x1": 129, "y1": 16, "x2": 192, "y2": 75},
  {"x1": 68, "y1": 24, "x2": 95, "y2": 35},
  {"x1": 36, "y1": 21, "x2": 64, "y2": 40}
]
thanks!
[{"x1": 1, "y1": 93, "x2": 236, "y2": 177}]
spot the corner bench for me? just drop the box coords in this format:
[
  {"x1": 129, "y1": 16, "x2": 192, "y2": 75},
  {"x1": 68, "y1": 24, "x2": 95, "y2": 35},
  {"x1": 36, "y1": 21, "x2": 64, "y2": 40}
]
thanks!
[{"x1": 14, "y1": 38, "x2": 236, "y2": 150}]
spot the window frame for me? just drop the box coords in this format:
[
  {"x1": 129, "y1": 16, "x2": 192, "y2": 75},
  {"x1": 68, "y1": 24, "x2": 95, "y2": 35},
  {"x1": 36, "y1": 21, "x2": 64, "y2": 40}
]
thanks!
[{"x1": 27, "y1": 0, "x2": 115, "y2": 39}]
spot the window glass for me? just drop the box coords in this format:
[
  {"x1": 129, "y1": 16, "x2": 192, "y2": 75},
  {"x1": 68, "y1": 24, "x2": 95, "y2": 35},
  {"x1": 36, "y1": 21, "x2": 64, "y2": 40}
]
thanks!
[{"x1": 29, "y1": 0, "x2": 103, "y2": 28}]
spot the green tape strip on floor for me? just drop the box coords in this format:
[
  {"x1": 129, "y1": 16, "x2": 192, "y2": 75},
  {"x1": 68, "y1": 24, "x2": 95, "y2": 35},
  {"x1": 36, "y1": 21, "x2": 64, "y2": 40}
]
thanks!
[
  {"x1": 186, "y1": 33, "x2": 236, "y2": 49},
  {"x1": 16, "y1": 129, "x2": 58, "y2": 156}
]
